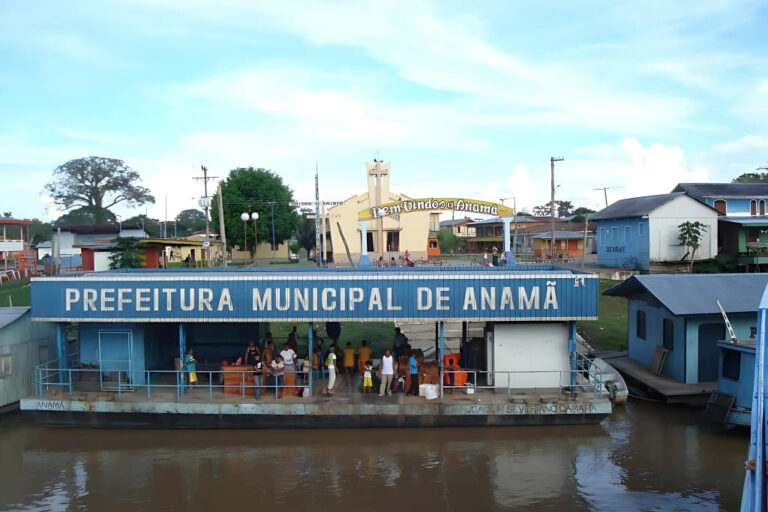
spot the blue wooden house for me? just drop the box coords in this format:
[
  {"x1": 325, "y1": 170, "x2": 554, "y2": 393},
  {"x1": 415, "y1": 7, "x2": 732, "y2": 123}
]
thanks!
[
  {"x1": 673, "y1": 183, "x2": 768, "y2": 269},
  {"x1": 604, "y1": 274, "x2": 768, "y2": 385},
  {"x1": 592, "y1": 193, "x2": 719, "y2": 271}
]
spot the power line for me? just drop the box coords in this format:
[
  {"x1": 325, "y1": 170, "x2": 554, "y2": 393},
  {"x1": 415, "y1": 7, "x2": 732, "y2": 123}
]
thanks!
[
  {"x1": 593, "y1": 187, "x2": 611, "y2": 208},
  {"x1": 193, "y1": 165, "x2": 219, "y2": 267}
]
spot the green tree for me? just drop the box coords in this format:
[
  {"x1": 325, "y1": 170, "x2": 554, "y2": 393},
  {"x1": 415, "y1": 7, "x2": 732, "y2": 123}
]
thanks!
[
  {"x1": 175, "y1": 209, "x2": 207, "y2": 237},
  {"x1": 571, "y1": 206, "x2": 597, "y2": 223},
  {"x1": 54, "y1": 206, "x2": 117, "y2": 226},
  {"x1": 294, "y1": 215, "x2": 316, "y2": 253},
  {"x1": 28, "y1": 219, "x2": 53, "y2": 244},
  {"x1": 678, "y1": 221, "x2": 707, "y2": 273},
  {"x1": 123, "y1": 214, "x2": 161, "y2": 237},
  {"x1": 211, "y1": 167, "x2": 300, "y2": 254},
  {"x1": 733, "y1": 172, "x2": 768, "y2": 183},
  {"x1": 532, "y1": 200, "x2": 574, "y2": 218},
  {"x1": 45, "y1": 156, "x2": 155, "y2": 223},
  {"x1": 108, "y1": 237, "x2": 143, "y2": 269},
  {"x1": 437, "y1": 228, "x2": 463, "y2": 254}
]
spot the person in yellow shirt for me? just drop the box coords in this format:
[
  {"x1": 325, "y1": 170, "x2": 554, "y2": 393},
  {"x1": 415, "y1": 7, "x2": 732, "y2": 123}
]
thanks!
[
  {"x1": 358, "y1": 340, "x2": 372, "y2": 374},
  {"x1": 343, "y1": 342, "x2": 356, "y2": 386}
]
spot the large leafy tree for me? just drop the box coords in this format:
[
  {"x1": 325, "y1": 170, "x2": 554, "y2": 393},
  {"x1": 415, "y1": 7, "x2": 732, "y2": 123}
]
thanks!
[
  {"x1": 175, "y1": 209, "x2": 207, "y2": 237},
  {"x1": 123, "y1": 214, "x2": 162, "y2": 237},
  {"x1": 54, "y1": 206, "x2": 117, "y2": 226},
  {"x1": 733, "y1": 171, "x2": 768, "y2": 183},
  {"x1": 211, "y1": 167, "x2": 300, "y2": 252},
  {"x1": 532, "y1": 200, "x2": 574, "y2": 218},
  {"x1": 295, "y1": 215, "x2": 316, "y2": 253},
  {"x1": 45, "y1": 156, "x2": 155, "y2": 223}
]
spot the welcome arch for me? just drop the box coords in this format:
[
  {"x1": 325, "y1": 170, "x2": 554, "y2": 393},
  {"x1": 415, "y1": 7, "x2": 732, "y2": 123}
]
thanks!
[{"x1": 357, "y1": 197, "x2": 517, "y2": 265}]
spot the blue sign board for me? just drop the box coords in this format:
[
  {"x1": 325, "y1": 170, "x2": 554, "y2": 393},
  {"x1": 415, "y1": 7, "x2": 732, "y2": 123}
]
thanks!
[{"x1": 31, "y1": 269, "x2": 598, "y2": 322}]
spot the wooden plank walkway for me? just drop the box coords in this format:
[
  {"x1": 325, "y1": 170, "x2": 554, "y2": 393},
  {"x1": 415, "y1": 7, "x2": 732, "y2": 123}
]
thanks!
[{"x1": 608, "y1": 356, "x2": 715, "y2": 405}]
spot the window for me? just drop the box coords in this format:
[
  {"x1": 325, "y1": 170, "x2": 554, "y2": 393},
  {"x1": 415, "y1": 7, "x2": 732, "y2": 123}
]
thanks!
[
  {"x1": 662, "y1": 318, "x2": 674, "y2": 351},
  {"x1": 722, "y1": 349, "x2": 741, "y2": 380},
  {"x1": 611, "y1": 227, "x2": 618, "y2": 242},
  {"x1": 638, "y1": 223, "x2": 644, "y2": 236},
  {"x1": 636, "y1": 310, "x2": 646, "y2": 340},
  {"x1": 713, "y1": 200, "x2": 727, "y2": 215},
  {"x1": 625, "y1": 226, "x2": 631, "y2": 242},
  {"x1": 751, "y1": 200, "x2": 757, "y2": 216},
  {"x1": 600, "y1": 228, "x2": 608, "y2": 246},
  {"x1": 429, "y1": 240, "x2": 438, "y2": 248},
  {"x1": 0, "y1": 354, "x2": 11, "y2": 377},
  {"x1": 761, "y1": 200, "x2": 766, "y2": 216},
  {"x1": 386, "y1": 231, "x2": 399, "y2": 252}
]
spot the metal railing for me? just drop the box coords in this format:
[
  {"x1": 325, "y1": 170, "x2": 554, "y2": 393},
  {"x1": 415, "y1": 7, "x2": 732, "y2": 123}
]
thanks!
[
  {"x1": 34, "y1": 360, "x2": 312, "y2": 401},
  {"x1": 441, "y1": 364, "x2": 603, "y2": 400}
]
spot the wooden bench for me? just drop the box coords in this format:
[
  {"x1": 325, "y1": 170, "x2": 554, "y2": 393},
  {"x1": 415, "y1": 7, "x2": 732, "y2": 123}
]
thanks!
[{"x1": 221, "y1": 365, "x2": 255, "y2": 394}]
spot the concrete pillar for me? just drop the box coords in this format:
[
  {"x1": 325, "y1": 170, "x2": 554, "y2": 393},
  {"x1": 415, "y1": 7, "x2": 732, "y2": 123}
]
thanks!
[
  {"x1": 501, "y1": 217, "x2": 517, "y2": 267},
  {"x1": 56, "y1": 323, "x2": 67, "y2": 372},
  {"x1": 178, "y1": 323, "x2": 187, "y2": 395},
  {"x1": 439, "y1": 321, "x2": 445, "y2": 398},
  {"x1": 307, "y1": 323, "x2": 313, "y2": 398},
  {"x1": 359, "y1": 220, "x2": 371, "y2": 266},
  {"x1": 569, "y1": 321, "x2": 577, "y2": 389}
]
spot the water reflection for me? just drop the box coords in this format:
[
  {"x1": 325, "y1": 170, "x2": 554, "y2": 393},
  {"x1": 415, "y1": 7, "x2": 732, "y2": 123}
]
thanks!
[{"x1": 0, "y1": 402, "x2": 748, "y2": 511}]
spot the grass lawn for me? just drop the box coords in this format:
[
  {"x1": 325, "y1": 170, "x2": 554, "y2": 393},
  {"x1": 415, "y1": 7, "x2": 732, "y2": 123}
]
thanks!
[
  {"x1": 577, "y1": 279, "x2": 628, "y2": 352},
  {"x1": 269, "y1": 321, "x2": 396, "y2": 358},
  {"x1": 0, "y1": 278, "x2": 31, "y2": 307}
]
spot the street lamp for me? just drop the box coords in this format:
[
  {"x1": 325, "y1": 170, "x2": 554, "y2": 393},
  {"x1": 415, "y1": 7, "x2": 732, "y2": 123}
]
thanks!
[
  {"x1": 240, "y1": 212, "x2": 249, "y2": 259},
  {"x1": 251, "y1": 212, "x2": 259, "y2": 265}
]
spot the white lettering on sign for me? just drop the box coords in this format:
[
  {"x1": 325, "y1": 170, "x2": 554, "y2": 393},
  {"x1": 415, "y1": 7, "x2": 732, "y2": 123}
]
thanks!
[
  {"x1": 60, "y1": 284, "x2": 563, "y2": 315},
  {"x1": 462, "y1": 286, "x2": 557, "y2": 311},
  {"x1": 417, "y1": 287, "x2": 432, "y2": 310}
]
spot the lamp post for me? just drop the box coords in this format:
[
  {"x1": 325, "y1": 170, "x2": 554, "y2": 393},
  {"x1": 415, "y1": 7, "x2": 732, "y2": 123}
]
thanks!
[
  {"x1": 240, "y1": 212, "x2": 249, "y2": 261},
  {"x1": 251, "y1": 212, "x2": 259, "y2": 265}
]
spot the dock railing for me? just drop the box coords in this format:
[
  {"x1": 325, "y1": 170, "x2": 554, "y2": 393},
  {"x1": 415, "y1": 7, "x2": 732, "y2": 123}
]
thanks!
[
  {"x1": 34, "y1": 360, "x2": 312, "y2": 401},
  {"x1": 441, "y1": 364, "x2": 603, "y2": 400}
]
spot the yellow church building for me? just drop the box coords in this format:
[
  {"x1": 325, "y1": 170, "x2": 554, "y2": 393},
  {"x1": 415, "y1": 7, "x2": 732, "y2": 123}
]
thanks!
[{"x1": 325, "y1": 161, "x2": 438, "y2": 264}]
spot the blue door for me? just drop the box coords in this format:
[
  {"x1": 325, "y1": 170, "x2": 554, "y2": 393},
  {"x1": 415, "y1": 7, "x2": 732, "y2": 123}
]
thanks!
[
  {"x1": 98, "y1": 330, "x2": 133, "y2": 391},
  {"x1": 698, "y1": 323, "x2": 725, "y2": 382}
]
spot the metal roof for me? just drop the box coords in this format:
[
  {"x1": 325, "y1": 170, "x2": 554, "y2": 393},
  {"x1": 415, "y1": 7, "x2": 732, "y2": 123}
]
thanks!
[
  {"x1": 719, "y1": 216, "x2": 768, "y2": 226},
  {"x1": 530, "y1": 231, "x2": 586, "y2": 239},
  {"x1": 672, "y1": 183, "x2": 768, "y2": 202},
  {"x1": 0, "y1": 307, "x2": 30, "y2": 330},
  {"x1": 468, "y1": 215, "x2": 555, "y2": 226},
  {"x1": 604, "y1": 273, "x2": 768, "y2": 315},
  {"x1": 591, "y1": 193, "x2": 690, "y2": 220}
]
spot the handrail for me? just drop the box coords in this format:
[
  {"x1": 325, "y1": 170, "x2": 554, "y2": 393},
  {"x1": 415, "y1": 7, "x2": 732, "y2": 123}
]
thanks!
[{"x1": 33, "y1": 360, "x2": 312, "y2": 401}]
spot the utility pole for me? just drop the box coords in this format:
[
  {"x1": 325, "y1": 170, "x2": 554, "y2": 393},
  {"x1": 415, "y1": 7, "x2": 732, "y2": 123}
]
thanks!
[
  {"x1": 193, "y1": 165, "x2": 219, "y2": 267},
  {"x1": 550, "y1": 157, "x2": 564, "y2": 260},
  {"x1": 315, "y1": 162, "x2": 323, "y2": 267},
  {"x1": 594, "y1": 187, "x2": 610, "y2": 208},
  {"x1": 217, "y1": 184, "x2": 227, "y2": 267}
]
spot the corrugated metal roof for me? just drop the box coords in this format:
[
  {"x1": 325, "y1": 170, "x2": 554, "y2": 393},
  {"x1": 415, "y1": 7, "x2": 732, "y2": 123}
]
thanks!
[
  {"x1": 720, "y1": 216, "x2": 768, "y2": 226},
  {"x1": 591, "y1": 193, "x2": 687, "y2": 221},
  {"x1": 603, "y1": 273, "x2": 768, "y2": 315},
  {"x1": 530, "y1": 231, "x2": 586, "y2": 239},
  {"x1": 468, "y1": 215, "x2": 555, "y2": 226},
  {"x1": 673, "y1": 183, "x2": 768, "y2": 202},
  {"x1": 0, "y1": 307, "x2": 29, "y2": 329}
]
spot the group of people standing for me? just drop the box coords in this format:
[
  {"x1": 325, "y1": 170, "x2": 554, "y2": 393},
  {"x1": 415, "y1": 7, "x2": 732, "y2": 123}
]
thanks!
[{"x1": 183, "y1": 325, "x2": 423, "y2": 399}]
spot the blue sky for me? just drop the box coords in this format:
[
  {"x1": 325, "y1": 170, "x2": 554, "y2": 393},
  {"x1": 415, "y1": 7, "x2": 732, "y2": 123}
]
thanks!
[{"x1": 1, "y1": 0, "x2": 767, "y2": 222}]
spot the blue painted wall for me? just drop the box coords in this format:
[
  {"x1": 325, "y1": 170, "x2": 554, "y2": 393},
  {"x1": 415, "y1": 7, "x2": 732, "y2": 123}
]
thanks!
[
  {"x1": 79, "y1": 323, "x2": 146, "y2": 385},
  {"x1": 595, "y1": 217, "x2": 649, "y2": 270},
  {"x1": 628, "y1": 298, "x2": 757, "y2": 384},
  {"x1": 31, "y1": 269, "x2": 598, "y2": 322},
  {"x1": 717, "y1": 342, "x2": 755, "y2": 409},
  {"x1": 704, "y1": 197, "x2": 765, "y2": 215}
]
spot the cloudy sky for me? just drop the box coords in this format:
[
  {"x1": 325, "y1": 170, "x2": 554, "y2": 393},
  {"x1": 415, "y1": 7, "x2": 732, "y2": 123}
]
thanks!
[{"x1": 1, "y1": 0, "x2": 767, "y2": 222}]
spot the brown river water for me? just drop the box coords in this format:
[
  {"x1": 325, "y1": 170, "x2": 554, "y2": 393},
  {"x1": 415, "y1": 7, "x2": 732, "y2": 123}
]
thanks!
[{"x1": 0, "y1": 401, "x2": 748, "y2": 511}]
